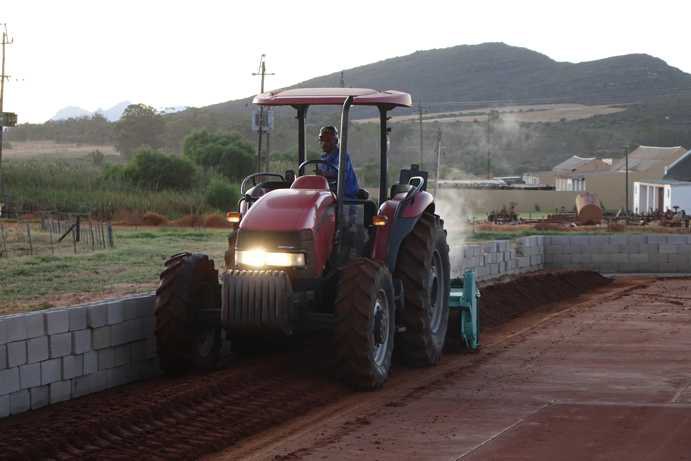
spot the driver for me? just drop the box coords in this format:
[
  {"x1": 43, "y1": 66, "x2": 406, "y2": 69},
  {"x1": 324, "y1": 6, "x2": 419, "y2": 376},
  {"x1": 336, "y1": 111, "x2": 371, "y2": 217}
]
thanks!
[{"x1": 317, "y1": 126, "x2": 360, "y2": 199}]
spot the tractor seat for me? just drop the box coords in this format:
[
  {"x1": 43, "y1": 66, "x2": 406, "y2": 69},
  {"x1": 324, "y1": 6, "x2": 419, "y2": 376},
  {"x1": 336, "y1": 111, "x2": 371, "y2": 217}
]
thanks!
[
  {"x1": 291, "y1": 175, "x2": 330, "y2": 191},
  {"x1": 390, "y1": 183, "x2": 413, "y2": 197}
]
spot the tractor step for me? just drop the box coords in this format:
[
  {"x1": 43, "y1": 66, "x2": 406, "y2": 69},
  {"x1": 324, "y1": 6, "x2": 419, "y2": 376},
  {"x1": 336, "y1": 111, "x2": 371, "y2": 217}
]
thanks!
[{"x1": 449, "y1": 270, "x2": 480, "y2": 351}]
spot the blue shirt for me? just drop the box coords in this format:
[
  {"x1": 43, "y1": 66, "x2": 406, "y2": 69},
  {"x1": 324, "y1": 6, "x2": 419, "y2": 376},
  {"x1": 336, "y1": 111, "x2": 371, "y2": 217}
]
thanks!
[{"x1": 319, "y1": 147, "x2": 360, "y2": 199}]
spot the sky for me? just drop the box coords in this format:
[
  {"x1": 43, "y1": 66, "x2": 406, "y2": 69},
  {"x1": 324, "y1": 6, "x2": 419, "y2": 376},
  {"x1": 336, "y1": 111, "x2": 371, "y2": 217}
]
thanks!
[{"x1": 2, "y1": 0, "x2": 691, "y2": 123}]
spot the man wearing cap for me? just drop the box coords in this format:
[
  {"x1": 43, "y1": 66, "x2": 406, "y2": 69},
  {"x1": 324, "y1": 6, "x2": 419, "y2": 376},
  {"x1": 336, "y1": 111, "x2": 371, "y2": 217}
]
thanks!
[{"x1": 317, "y1": 126, "x2": 360, "y2": 199}]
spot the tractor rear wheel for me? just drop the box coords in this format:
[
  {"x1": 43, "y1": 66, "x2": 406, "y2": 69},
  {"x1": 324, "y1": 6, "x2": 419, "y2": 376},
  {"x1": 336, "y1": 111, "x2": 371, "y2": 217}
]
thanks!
[
  {"x1": 155, "y1": 252, "x2": 222, "y2": 374},
  {"x1": 395, "y1": 212, "x2": 450, "y2": 366},
  {"x1": 334, "y1": 258, "x2": 395, "y2": 389}
]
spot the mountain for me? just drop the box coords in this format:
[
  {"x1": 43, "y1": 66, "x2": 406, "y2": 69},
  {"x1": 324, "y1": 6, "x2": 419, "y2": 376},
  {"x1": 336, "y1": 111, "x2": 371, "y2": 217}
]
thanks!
[
  {"x1": 50, "y1": 106, "x2": 92, "y2": 121},
  {"x1": 95, "y1": 101, "x2": 132, "y2": 122},
  {"x1": 203, "y1": 42, "x2": 691, "y2": 115}
]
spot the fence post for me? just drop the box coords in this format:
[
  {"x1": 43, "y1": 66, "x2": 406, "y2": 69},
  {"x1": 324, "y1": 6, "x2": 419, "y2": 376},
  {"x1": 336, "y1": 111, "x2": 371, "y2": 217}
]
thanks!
[
  {"x1": 48, "y1": 221, "x2": 55, "y2": 256},
  {"x1": 0, "y1": 224, "x2": 6, "y2": 257},
  {"x1": 26, "y1": 222, "x2": 33, "y2": 256},
  {"x1": 107, "y1": 222, "x2": 114, "y2": 248},
  {"x1": 89, "y1": 219, "x2": 95, "y2": 251}
]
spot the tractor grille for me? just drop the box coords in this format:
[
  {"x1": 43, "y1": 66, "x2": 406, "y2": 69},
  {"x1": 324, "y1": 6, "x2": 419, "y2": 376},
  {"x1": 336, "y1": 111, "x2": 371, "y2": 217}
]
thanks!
[{"x1": 221, "y1": 270, "x2": 295, "y2": 334}]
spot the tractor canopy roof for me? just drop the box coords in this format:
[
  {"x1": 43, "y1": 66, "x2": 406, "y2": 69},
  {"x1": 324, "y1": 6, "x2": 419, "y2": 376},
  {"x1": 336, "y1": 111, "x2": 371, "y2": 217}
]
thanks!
[{"x1": 253, "y1": 88, "x2": 412, "y2": 108}]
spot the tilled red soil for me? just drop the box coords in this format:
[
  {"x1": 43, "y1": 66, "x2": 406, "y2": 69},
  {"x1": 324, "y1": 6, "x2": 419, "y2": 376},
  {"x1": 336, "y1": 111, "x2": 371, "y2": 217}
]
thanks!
[
  {"x1": 0, "y1": 270, "x2": 610, "y2": 460},
  {"x1": 478, "y1": 270, "x2": 612, "y2": 328}
]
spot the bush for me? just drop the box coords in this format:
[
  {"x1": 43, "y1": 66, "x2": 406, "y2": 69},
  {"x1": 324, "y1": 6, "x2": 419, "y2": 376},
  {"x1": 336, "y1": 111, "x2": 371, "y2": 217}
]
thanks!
[
  {"x1": 123, "y1": 149, "x2": 197, "y2": 191},
  {"x1": 205, "y1": 178, "x2": 240, "y2": 211},
  {"x1": 183, "y1": 130, "x2": 254, "y2": 181}
]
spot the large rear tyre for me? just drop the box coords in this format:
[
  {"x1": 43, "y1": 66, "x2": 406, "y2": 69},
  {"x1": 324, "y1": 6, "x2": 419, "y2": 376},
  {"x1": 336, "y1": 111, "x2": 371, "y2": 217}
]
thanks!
[
  {"x1": 395, "y1": 212, "x2": 451, "y2": 366},
  {"x1": 155, "y1": 252, "x2": 222, "y2": 374},
  {"x1": 334, "y1": 258, "x2": 395, "y2": 390}
]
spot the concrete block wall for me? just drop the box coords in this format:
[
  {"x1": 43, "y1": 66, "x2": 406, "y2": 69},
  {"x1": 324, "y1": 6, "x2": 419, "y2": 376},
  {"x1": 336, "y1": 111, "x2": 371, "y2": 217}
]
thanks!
[
  {"x1": 0, "y1": 294, "x2": 157, "y2": 417},
  {"x1": 544, "y1": 234, "x2": 691, "y2": 273},
  {"x1": 451, "y1": 235, "x2": 544, "y2": 280},
  {"x1": 1, "y1": 233, "x2": 687, "y2": 419}
]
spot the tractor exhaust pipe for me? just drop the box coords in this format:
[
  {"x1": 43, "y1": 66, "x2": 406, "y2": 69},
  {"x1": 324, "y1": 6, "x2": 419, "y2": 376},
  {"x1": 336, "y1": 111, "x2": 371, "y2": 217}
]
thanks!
[{"x1": 336, "y1": 95, "x2": 354, "y2": 233}]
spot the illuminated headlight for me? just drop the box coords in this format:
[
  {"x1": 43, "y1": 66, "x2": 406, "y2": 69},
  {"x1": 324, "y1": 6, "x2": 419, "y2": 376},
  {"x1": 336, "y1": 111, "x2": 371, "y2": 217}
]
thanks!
[{"x1": 236, "y1": 249, "x2": 306, "y2": 268}]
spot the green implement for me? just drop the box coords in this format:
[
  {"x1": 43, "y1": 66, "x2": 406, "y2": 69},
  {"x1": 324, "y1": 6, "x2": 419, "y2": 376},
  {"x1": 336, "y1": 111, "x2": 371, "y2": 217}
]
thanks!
[{"x1": 448, "y1": 270, "x2": 480, "y2": 351}]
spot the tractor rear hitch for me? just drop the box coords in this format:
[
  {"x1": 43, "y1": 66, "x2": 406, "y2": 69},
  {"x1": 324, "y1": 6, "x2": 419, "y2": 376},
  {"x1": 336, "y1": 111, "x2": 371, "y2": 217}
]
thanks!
[{"x1": 449, "y1": 270, "x2": 480, "y2": 351}]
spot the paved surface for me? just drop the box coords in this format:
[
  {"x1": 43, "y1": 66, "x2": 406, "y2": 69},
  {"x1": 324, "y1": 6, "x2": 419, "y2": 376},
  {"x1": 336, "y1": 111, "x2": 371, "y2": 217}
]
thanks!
[{"x1": 214, "y1": 277, "x2": 691, "y2": 460}]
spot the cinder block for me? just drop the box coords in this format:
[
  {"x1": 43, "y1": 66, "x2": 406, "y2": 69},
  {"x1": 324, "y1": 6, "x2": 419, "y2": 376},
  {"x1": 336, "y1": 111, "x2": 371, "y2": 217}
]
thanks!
[
  {"x1": 49, "y1": 380, "x2": 71, "y2": 404},
  {"x1": 0, "y1": 395, "x2": 8, "y2": 417},
  {"x1": 30, "y1": 385, "x2": 50, "y2": 410},
  {"x1": 41, "y1": 358, "x2": 61, "y2": 385},
  {"x1": 19, "y1": 362, "x2": 41, "y2": 389},
  {"x1": 62, "y1": 354, "x2": 84, "y2": 380},
  {"x1": 7, "y1": 341, "x2": 27, "y2": 367},
  {"x1": 92, "y1": 326, "x2": 111, "y2": 350},
  {"x1": 68, "y1": 307, "x2": 88, "y2": 331},
  {"x1": 108, "y1": 365, "x2": 135, "y2": 387},
  {"x1": 517, "y1": 257, "x2": 531, "y2": 268},
  {"x1": 27, "y1": 336, "x2": 49, "y2": 363},
  {"x1": 126, "y1": 296, "x2": 154, "y2": 320},
  {"x1": 611, "y1": 254, "x2": 629, "y2": 264},
  {"x1": 647, "y1": 235, "x2": 667, "y2": 244},
  {"x1": 0, "y1": 344, "x2": 6, "y2": 369},
  {"x1": 72, "y1": 329, "x2": 91, "y2": 354},
  {"x1": 4, "y1": 316, "x2": 27, "y2": 343},
  {"x1": 629, "y1": 253, "x2": 649, "y2": 264},
  {"x1": 72, "y1": 370, "x2": 108, "y2": 397},
  {"x1": 45, "y1": 310, "x2": 69, "y2": 335},
  {"x1": 87, "y1": 304, "x2": 108, "y2": 328},
  {"x1": 98, "y1": 348, "x2": 115, "y2": 370},
  {"x1": 626, "y1": 235, "x2": 646, "y2": 245},
  {"x1": 571, "y1": 254, "x2": 593, "y2": 264},
  {"x1": 113, "y1": 344, "x2": 130, "y2": 367},
  {"x1": 49, "y1": 333, "x2": 71, "y2": 358},
  {"x1": 140, "y1": 317, "x2": 155, "y2": 339},
  {"x1": 667, "y1": 235, "x2": 687, "y2": 245},
  {"x1": 110, "y1": 321, "x2": 134, "y2": 346},
  {"x1": 10, "y1": 390, "x2": 30, "y2": 415},
  {"x1": 107, "y1": 301, "x2": 124, "y2": 325},
  {"x1": 0, "y1": 367, "x2": 20, "y2": 394},
  {"x1": 659, "y1": 244, "x2": 678, "y2": 254},
  {"x1": 24, "y1": 312, "x2": 45, "y2": 338},
  {"x1": 0, "y1": 320, "x2": 6, "y2": 345},
  {"x1": 84, "y1": 351, "x2": 98, "y2": 375}
]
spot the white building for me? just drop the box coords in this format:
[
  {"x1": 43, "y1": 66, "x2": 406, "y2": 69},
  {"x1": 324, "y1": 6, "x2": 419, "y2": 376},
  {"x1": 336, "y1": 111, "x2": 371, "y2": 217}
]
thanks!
[{"x1": 633, "y1": 180, "x2": 691, "y2": 214}]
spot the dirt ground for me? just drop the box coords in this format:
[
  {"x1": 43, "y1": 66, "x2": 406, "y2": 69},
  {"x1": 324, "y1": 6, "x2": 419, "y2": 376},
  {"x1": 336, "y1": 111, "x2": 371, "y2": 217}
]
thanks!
[
  {"x1": 2, "y1": 273, "x2": 691, "y2": 460},
  {"x1": 219, "y1": 276, "x2": 691, "y2": 460}
]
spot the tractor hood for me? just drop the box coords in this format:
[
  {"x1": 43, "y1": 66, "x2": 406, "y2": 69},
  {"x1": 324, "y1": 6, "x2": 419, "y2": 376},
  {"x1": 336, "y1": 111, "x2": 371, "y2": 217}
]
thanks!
[{"x1": 239, "y1": 189, "x2": 335, "y2": 232}]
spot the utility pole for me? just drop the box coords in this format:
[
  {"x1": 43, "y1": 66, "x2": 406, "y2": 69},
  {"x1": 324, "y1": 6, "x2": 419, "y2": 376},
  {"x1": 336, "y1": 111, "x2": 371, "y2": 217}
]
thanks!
[
  {"x1": 486, "y1": 110, "x2": 499, "y2": 179},
  {"x1": 0, "y1": 24, "x2": 13, "y2": 203},
  {"x1": 252, "y1": 54, "x2": 274, "y2": 171},
  {"x1": 339, "y1": 71, "x2": 345, "y2": 88},
  {"x1": 433, "y1": 127, "x2": 442, "y2": 196},
  {"x1": 417, "y1": 102, "x2": 424, "y2": 168},
  {"x1": 625, "y1": 145, "x2": 630, "y2": 216}
]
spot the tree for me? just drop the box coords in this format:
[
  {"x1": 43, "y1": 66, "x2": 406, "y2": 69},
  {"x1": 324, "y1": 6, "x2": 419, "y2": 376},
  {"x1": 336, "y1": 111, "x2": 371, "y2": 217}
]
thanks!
[
  {"x1": 183, "y1": 130, "x2": 254, "y2": 181},
  {"x1": 120, "y1": 148, "x2": 197, "y2": 191},
  {"x1": 114, "y1": 104, "x2": 165, "y2": 159}
]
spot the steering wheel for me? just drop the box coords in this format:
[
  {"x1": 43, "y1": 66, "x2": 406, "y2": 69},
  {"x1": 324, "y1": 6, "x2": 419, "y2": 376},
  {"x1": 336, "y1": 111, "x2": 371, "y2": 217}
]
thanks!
[
  {"x1": 298, "y1": 160, "x2": 339, "y2": 190},
  {"x1": 240, "y1": 172, "x2": 286, "y2": 195}
]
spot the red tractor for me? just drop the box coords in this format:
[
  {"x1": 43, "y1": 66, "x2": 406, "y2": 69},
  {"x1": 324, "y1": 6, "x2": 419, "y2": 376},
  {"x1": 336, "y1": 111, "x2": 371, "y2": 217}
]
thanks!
[{"x1": 155, "y1": 88, "x2": 451, "y2": 389}]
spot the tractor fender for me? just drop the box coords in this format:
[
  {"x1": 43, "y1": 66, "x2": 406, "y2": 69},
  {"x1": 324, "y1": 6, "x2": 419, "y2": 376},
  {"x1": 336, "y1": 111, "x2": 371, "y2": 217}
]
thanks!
[{"x1": 371, "y1": 191, "x2": 435, "y2": 272}]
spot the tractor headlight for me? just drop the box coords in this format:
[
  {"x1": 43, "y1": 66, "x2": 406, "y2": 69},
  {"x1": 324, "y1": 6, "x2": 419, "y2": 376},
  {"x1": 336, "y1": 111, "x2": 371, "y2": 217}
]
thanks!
[{"x1": 236, "y1": 248, "x2": 306, "y2": 268}]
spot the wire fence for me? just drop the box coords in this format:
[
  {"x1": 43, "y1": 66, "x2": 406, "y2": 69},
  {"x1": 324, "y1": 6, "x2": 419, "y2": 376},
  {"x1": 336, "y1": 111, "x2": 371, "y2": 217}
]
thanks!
[{"x1": 0, "y1": 213, "x2": 114, "y2": 258}]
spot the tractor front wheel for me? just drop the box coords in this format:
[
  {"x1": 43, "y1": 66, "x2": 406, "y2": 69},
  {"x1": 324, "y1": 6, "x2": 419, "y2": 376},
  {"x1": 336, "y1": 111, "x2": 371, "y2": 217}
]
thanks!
[
  {"x1": 334, "y1": 258, "x2": 395, "y2": 389},
  {"x1": 155, "y1": 252, "x2": 222, "y2": 374},
  {"x1": 395, "y1": 212, "x2": 450, "y2": 366}
]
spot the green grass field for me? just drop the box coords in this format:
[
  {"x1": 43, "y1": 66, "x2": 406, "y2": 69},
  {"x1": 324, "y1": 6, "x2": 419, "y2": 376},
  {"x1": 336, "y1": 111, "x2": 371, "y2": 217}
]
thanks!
[{"x1": 0, "y1": 226, "x2": 229, "y2": 314}]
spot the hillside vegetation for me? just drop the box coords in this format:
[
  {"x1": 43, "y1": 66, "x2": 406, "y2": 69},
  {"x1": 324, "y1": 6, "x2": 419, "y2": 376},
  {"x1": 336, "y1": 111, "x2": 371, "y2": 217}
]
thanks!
[{"x1": 7, "y1": 42, "x2": 691, "y2": 179}]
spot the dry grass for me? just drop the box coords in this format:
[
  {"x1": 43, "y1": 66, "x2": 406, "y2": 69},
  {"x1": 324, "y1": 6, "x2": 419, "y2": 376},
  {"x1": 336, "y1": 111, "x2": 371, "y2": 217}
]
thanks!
[{"x1": 4, "y1": 141, "x2": 118, "y2": 159}]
